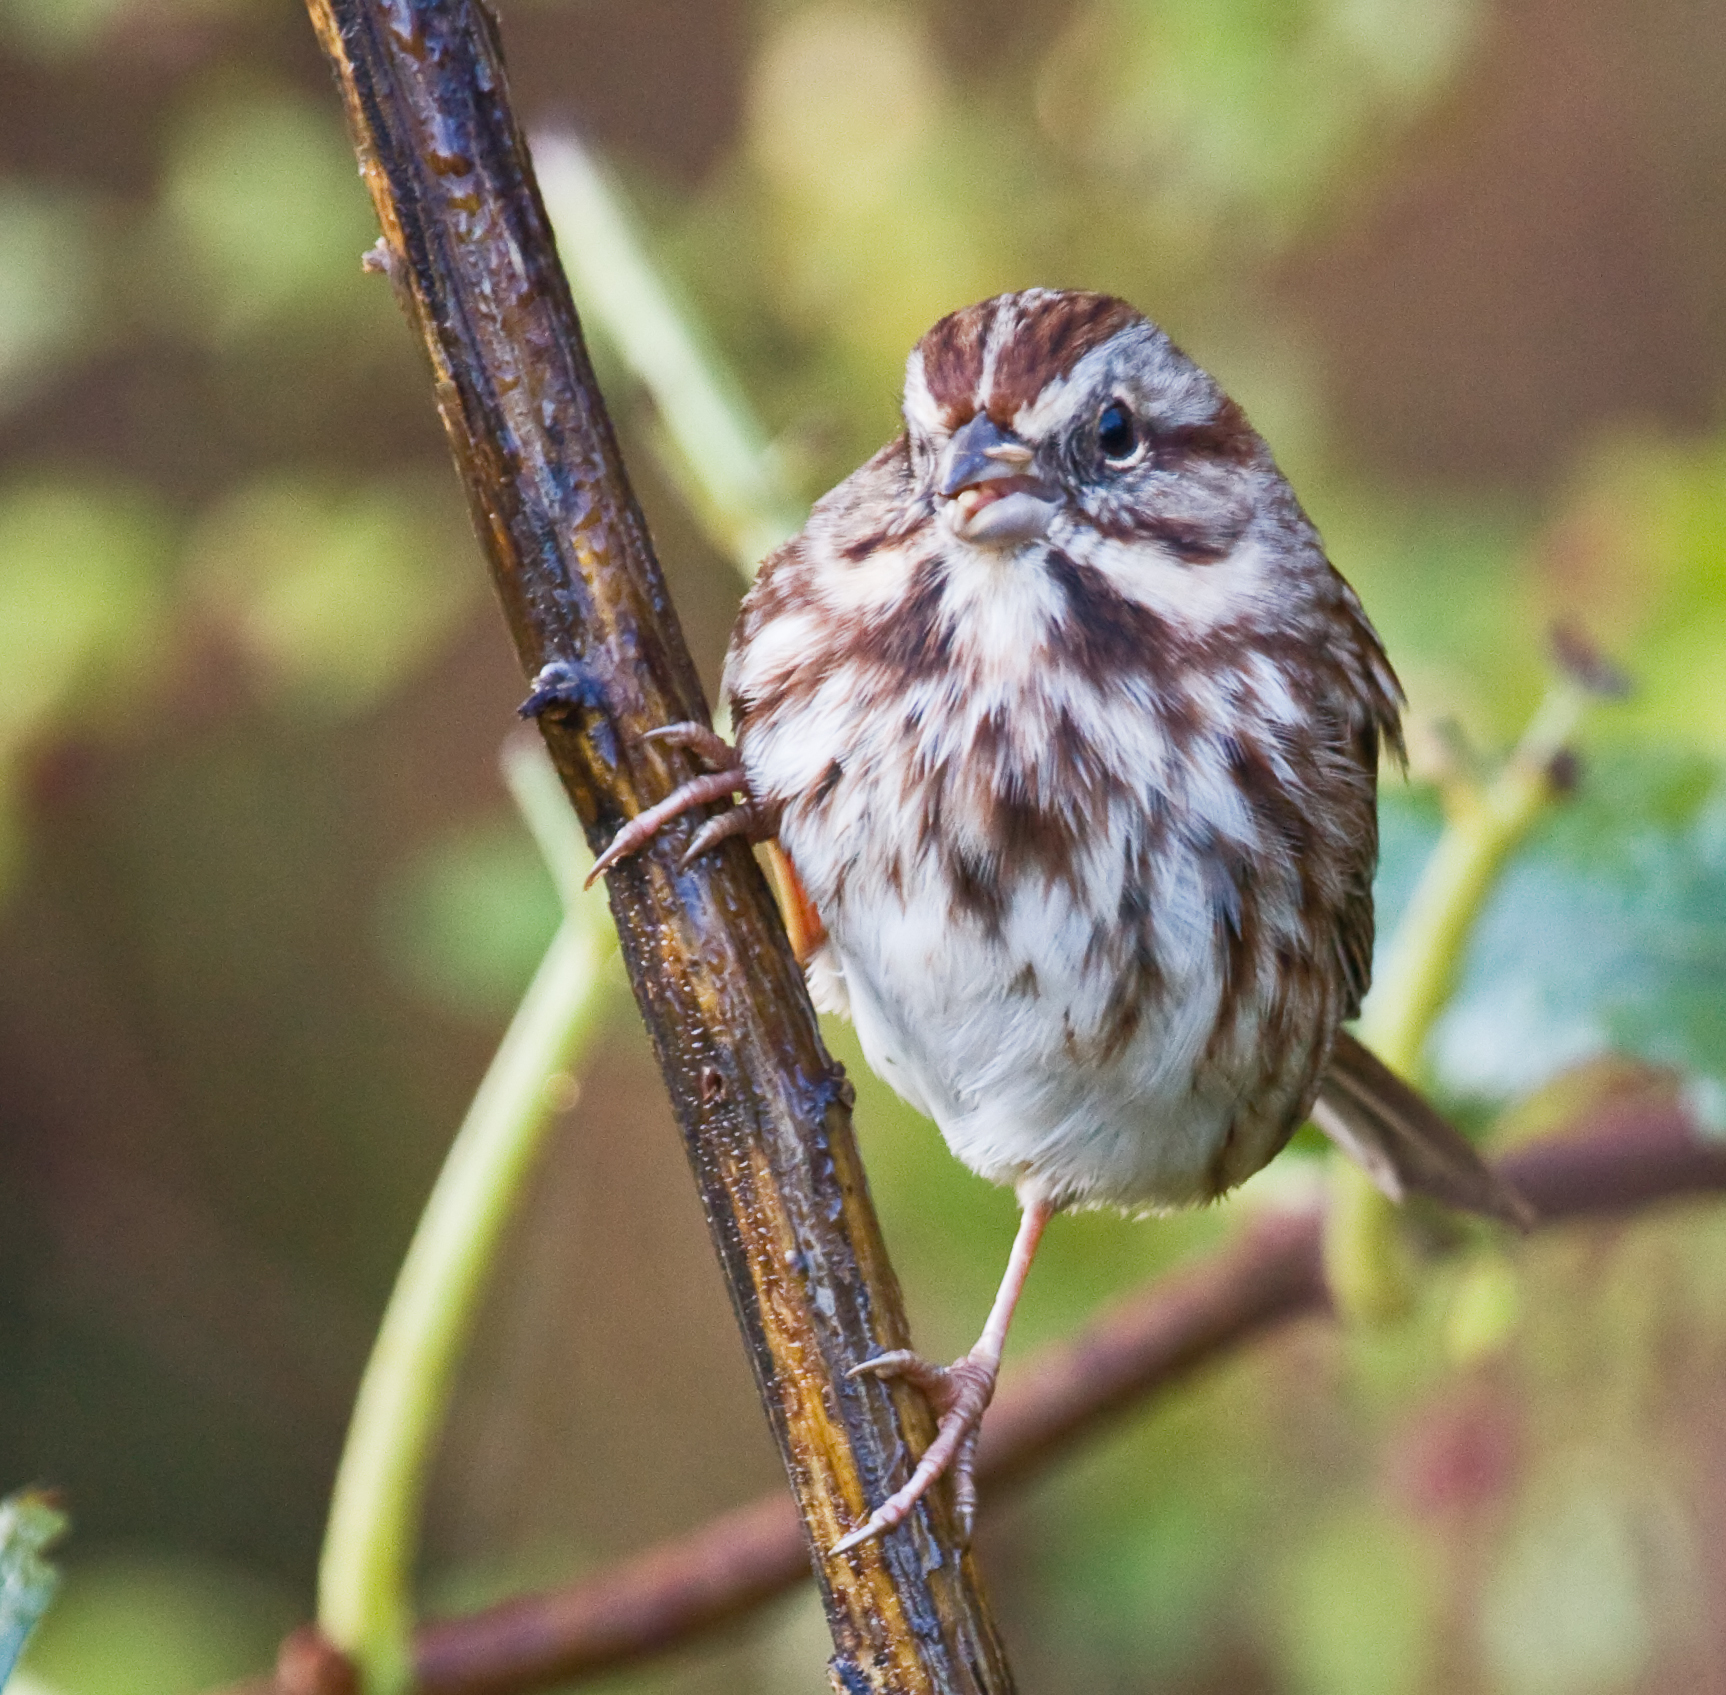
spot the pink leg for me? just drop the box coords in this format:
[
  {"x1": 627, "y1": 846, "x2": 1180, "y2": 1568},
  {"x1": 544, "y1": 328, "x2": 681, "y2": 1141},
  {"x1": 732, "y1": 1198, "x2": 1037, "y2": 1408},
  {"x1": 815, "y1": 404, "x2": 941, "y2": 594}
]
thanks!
[{"x1": 832, "y1": 1193, "x2": 1054, "y2": 1555}]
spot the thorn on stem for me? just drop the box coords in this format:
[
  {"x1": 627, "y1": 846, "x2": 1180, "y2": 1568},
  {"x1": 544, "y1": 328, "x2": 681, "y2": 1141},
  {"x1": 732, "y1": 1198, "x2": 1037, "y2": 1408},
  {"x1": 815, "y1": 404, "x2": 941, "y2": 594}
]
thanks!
[
  {"x1": 1550, "y1": 624, "x2": 1631, "y2": 699},
  {"x1": 1546, "y1": 746, "x2": 1582, "y2": 795},
  {"x1": 519, "y1": 657, "x2": 606, "y2": 721}
]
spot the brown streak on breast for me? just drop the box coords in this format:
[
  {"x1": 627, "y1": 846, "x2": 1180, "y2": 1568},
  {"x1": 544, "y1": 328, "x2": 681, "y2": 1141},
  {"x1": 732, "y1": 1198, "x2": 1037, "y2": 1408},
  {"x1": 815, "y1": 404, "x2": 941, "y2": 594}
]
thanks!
[
  {"x1": 966, "y1": 709, "x2": 1107, "y2": 891},
  {"x1": 947, "y1": 845, "x2": 1008, "y2": 934},
  {"x1": 813, "y1": 759, "x2": 844, "y2": 803},
  {"x1": 839, "y1": 552, "x2": 951, "y2": 678},
  {"x1": 1225, "y1": 732, "x2": 1311, "y2": 861},
  {"x1": 1195, "y1": 824, "x2": 1265, "y2": 1068},
  {"x1": 1096, "y1": 939, "x2": 1159, "y2": 1064},
  {"x1": 1043, "y1": 546, "x2": 1176, "y2": 677}
]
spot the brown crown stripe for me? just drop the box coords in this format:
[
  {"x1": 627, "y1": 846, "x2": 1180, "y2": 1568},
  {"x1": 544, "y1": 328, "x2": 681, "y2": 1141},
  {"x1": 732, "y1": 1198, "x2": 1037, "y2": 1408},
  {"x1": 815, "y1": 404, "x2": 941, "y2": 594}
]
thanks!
[
  {"x1": 915, "y1": 291, "x2": 1144, "y2": 425},
  {"x1": 917, "y1": 298, "x2": 1002, "y2": 419},
  {"x1": 987, "y1": 292, "x2": 1142, "y2": 419}
]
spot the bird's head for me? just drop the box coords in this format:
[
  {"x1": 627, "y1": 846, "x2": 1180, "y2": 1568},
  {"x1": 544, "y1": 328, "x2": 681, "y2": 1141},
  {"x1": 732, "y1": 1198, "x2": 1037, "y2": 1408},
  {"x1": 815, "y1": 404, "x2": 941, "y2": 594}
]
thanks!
[{"x1": 902, "y1": 289, "x2": 1268, "y2": 558}]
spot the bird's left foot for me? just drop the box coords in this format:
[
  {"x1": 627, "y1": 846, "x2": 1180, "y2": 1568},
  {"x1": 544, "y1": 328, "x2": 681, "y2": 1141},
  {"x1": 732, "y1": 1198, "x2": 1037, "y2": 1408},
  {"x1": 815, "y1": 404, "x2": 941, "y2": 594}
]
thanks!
[
  {"x1": 584, "y1": 722, "x2": 773, "y2": 887},
  {"x1": 831, "y1": 1348, "x2": 998, "y2": 1554}
]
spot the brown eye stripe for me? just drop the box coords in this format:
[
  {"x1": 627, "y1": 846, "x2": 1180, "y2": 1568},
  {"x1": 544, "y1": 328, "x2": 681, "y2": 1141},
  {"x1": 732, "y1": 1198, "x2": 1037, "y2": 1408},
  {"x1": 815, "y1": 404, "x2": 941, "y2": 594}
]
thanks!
[{"x1": 1156, "y1": 399, "x2": 1259, "y2": 465}]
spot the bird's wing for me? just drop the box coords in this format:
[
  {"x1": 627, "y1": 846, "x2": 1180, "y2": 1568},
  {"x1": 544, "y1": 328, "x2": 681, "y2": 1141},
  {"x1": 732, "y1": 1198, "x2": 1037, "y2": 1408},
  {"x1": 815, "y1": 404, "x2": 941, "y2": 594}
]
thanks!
[{"x1": 1312, "y1": 1030, "x2": 1534, "y2": 1229}]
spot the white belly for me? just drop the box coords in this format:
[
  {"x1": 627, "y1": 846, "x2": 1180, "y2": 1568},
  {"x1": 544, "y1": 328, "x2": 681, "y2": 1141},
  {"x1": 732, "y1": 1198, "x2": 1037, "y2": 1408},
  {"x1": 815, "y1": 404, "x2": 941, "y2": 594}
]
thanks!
[{"x1": 805, "y1": 842, "x2": 1270, "y2": 1212}]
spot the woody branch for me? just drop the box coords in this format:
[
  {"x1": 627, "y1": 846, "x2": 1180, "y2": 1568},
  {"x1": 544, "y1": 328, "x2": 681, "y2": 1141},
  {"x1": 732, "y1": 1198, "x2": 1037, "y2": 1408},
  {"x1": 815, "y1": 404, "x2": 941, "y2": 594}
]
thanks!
[{"x1": 297, "y1": 1, "x2": 1014, "y2": 1691}]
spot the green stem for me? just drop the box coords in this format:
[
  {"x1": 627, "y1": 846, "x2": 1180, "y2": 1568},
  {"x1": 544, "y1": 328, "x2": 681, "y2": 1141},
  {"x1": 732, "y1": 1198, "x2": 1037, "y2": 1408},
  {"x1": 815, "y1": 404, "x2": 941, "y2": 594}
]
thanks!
[
  {"x1": 1326, "y1": 681, "x2": 1590, "y2": 1320},
  {"x1": 1357, "y1": 682, "x2": 1588, "y2": 1071},
  {"x1": 317, "y1": 747, "x2": 616, "y2": 1694},
  {"x1": 501, "y1": 729, "x2": 592, "y2": 904}
]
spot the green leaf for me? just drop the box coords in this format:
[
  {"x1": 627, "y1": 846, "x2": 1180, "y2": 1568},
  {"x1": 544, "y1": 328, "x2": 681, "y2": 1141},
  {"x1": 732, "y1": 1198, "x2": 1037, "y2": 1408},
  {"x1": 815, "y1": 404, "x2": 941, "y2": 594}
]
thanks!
[
  {"x1": 0, "y1": 1489, "x2": 67, "y2": 1691},
  {"x1": 1375, "y1": 751, "x2": 1726, "y2": 1098}
]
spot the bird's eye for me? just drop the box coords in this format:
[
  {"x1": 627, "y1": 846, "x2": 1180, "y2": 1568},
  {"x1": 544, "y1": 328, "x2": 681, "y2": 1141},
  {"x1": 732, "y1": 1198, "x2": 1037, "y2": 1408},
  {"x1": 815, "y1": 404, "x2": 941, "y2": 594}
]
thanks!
[{"x1": 1097, "y1": 401, "x2": 1138, "y2": 464}]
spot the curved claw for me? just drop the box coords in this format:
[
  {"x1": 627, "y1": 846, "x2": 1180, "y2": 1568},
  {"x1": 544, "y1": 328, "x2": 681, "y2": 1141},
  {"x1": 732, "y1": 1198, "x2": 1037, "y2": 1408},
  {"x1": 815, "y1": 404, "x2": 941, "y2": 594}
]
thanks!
[
  {"x1": 643, "y1": 722, "x2": 740, "y2": 772},
  {"x1": 830, "y1": 1351, "x2": 997, "y2": 1556},
  {"x1": 847, "y1": 1351, "x2": 947, "y2": 1394},
  {"x1": 680, "y1": 803, "x2": 766, "y2": 867},
  {"x1": 585, "y1": 768, "x2": 747, "y2": 887}
]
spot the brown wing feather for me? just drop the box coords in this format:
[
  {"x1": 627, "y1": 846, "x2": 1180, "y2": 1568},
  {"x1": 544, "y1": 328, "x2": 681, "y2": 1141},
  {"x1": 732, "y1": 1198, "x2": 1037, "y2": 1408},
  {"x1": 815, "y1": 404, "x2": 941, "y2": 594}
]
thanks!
[
  {"x1": 1313, "y1": 1031, "x2": 1534, "y2": 1229},
  {"x1": 1334, "y1": 717, "x2": 1382, "y2": 1020}
]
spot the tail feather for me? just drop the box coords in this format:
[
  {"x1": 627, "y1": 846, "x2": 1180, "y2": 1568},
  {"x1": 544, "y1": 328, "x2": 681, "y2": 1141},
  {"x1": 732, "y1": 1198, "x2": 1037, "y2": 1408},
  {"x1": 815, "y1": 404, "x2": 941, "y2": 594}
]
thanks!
[{"x1": 1313, "y1": 1030, "x2": 1535, "y2": 1230}]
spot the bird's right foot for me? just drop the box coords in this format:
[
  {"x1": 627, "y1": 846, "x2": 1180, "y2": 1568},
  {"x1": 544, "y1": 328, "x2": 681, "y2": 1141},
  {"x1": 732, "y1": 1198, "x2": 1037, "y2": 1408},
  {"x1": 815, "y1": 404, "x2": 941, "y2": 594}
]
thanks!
[{"x1": 831, "y1": 1348, "x2": 999, "y2": 1554}]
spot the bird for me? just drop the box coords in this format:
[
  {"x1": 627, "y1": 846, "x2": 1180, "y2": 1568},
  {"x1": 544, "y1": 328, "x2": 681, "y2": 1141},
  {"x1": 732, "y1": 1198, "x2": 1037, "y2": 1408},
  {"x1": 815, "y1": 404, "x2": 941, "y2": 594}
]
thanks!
[{"x1": 547, "y1": 287, "x2": 1531, "y2": 1556}]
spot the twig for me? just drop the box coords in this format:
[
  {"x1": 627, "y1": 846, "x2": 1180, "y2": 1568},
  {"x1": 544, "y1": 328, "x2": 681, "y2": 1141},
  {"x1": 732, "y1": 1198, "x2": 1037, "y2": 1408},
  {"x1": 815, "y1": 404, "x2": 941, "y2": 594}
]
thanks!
[
  {"x1": 1327, "y1": 673, "x2": 1601, "y2": 1319},
  {"x1": 405, "y1": 1092, "x2": 1726, "y2": 1695},
  {"x1": 301, "y1": 4, "x2": 1013, "y2": 1693},
  {"x1": 1356, "y1": 677, "x2": 1593, "y2": 1075}
]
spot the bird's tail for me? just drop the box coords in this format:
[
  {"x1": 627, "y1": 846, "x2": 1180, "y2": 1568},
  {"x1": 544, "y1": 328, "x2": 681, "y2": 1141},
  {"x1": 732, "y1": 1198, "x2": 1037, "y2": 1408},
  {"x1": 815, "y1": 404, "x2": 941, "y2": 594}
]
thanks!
[{"x1": 1312, "y1": 1030, "x2": 1534, "y2": 1229}]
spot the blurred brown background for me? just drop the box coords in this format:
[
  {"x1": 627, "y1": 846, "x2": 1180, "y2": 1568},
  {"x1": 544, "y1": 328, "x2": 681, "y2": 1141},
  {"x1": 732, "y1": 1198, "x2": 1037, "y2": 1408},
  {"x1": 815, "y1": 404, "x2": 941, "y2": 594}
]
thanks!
[{"x1": 3, "y1": 1, "x2": 1726, "y2": 1691}]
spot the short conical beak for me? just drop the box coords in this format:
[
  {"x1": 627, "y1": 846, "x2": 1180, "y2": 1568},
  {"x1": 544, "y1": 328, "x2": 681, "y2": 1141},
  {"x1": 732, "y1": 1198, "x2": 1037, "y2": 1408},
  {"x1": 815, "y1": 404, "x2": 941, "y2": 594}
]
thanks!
[
  {"x1": 937, "y1": 414, "x2": 1058, "y2": 547},
  {"x1": 939, "y1": 413, "x2": 1035, "y2": 497}
]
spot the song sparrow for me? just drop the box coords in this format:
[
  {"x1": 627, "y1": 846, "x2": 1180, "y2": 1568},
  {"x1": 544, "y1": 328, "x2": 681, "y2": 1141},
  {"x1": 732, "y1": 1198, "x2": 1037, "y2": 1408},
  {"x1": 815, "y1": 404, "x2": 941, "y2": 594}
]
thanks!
[{"x1": 549, "y1": 288, "x2": 1529, "y2": 1555}]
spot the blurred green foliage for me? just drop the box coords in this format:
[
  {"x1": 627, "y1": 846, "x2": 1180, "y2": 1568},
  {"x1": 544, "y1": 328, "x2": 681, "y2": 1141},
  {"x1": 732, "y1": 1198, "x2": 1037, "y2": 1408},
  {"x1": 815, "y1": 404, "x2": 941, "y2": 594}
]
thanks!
[
  {"x1": 182, "y1": 475, "x2": 476, "y2": 714},
  {"x1": 2, "y1": 1, "x2": 1725, "y2": 1693},
  {"x1": 375, "y1": 819, "x2": 564, "y2": 1023},
  {"x1": 0, "y1": 188, "x2": 100, "y2": 397},
  {"x1": 159, "y1": 85, "x2": 380, "y2": 340},
  {"x1": 16, "y1": 1554, "x2": 298, "y2": 1695}
]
